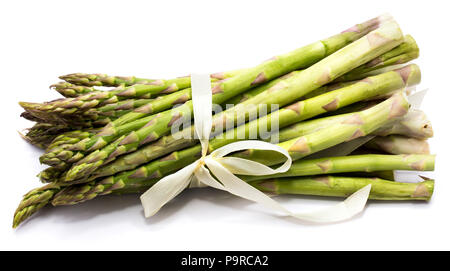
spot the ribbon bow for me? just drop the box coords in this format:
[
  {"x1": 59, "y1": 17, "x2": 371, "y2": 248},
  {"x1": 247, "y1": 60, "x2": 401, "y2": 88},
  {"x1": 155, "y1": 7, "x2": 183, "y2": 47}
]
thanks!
[{"x1": 140, "y1": 74, "x2": 371, "y2": 223}]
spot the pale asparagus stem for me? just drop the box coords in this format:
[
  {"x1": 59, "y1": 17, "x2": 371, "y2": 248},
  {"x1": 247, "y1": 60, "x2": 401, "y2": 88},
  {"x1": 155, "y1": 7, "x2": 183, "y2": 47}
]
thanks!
[
  {"x1": 89, "y1": 64, "x2": 419, "y2": 180},
  {"x1": 36, "y1": 14, "x2": 395, "y2": 171},
  {"x1": 51, "y1": 92, "x2": 411, "y2": 206},
  {"x1": 365, "y1": 135, "x2": 430, "y2": 154},
  {"x1": 62, "y1": 20, "x2": 405, "y2": 184},
  {"x1": 241, "y1": 154, "x2": 435, "y2": 182},
  {"x1": 250, "y1": 177, "x2": 434, "y2": 201},
  {"x1": 375, "y1": 109, "x2": 433, "y2": 139}
]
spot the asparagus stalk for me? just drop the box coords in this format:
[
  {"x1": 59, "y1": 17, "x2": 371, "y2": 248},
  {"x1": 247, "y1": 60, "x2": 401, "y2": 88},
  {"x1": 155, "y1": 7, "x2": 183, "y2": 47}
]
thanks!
[
  {"x1": 365, "y1": 135, "x2": 430, "y2": 154},
  {"x1": 59, "y1": 177, "x2": 435, "y2": 205},
  {"x1": 41, "y1": 130, "x2": 97, "y2": 167},
  {"x1": 47, "y1": 129, "x2": 96, "y2": 149},
  {"x1": 20, "y1": 121, "x2": 102, "y2": 150},
  {"x1": 89, "y1": 65, "x2": 419, "y2": 180},
  {"x1": 51, "y1": 82, "x2": 97, "y2": 98},
  {"x1": 226, "y1": 72, "x2": 353, "y2": 105},
  {"x1": 241, "y1": 154, "x2": 434, "y2": 182},
  {"x1": 12, "y1": 183, "x2": 61, "y2": 228},
  {"x1": 20, "y1": 105, "x2": 128, "y2": 128},
  {"x1": 61, "y1": 20, "x2": 405, "y2": 183},
  {"x1": 59, "y1": 71, "x2": 237, "y2": 87},
  {"x1": 59, "y1": 73, "x2": 160, "y2": 87},
  {"x1": 89, "y1": 98, "x2": 154, "y2": 114},
  {"x1": 250, "y1": 177, "x2": 434, "y2": 201}
]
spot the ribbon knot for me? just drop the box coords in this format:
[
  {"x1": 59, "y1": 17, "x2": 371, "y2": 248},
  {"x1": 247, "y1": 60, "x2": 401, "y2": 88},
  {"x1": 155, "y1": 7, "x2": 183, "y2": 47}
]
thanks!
[{"x1": 140, "y1": 74, "x2": 371, "y2": 223}]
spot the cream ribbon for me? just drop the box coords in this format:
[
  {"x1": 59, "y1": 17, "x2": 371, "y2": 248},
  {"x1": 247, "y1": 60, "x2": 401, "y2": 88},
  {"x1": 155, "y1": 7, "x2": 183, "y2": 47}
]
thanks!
[{"x1": 140, "y1": 74, "x2": 371, "y2": 223}]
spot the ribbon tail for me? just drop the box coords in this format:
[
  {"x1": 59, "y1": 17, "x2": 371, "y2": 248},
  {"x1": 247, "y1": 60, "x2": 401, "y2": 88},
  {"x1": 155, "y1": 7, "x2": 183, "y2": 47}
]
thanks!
[
  {"x1": 206, "y1": 158, "x2": 372, "y2": 223},
  {"x1": 140, "y1": 163, "x2": 197, "y2": 218},
  {"x1": 290, "y1": 184, "x2": 372, "y2": 223},
  {"x1": 205, "y1": 158, "x2": 288, "y2": 213}
]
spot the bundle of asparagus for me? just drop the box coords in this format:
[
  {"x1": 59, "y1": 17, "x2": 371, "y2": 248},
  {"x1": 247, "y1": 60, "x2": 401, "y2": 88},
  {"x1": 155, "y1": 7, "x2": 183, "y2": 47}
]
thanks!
[{"x1": 15, "y1": 14, "x2": 435, "y2": 228}]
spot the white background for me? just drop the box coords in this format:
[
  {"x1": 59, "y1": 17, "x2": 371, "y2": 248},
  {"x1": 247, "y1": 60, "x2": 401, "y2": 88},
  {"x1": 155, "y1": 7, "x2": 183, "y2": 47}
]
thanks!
[{"x1": 1, "y1": 0, "x2": 449, "y2": 250}]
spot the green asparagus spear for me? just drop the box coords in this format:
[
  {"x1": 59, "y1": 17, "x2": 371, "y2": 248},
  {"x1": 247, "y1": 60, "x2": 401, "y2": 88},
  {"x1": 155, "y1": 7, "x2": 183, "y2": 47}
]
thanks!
[
  {"x1": 12, "y1": 183, "x2": 61, "y2": 228},
  {"x1": 241, "y1": 154, "x2": 434, "y2": 182},
  {"x1": 59, "y1": 70, "x2": 238, "y2": 87},
  {"x1": 51, "y1": 82, "x2": 97, "y2": 98},
  {"x1": 250, "y1": 177, "x2": 434, "y2": 201}
]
